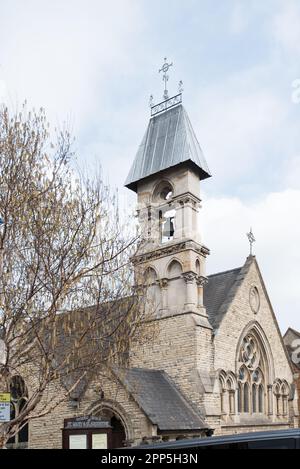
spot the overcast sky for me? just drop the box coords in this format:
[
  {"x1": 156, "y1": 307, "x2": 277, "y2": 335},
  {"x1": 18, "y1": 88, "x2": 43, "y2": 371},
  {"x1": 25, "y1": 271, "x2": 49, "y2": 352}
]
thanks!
[{"x1": 1, "y1": 0, "x2": 300, "y2": 333}]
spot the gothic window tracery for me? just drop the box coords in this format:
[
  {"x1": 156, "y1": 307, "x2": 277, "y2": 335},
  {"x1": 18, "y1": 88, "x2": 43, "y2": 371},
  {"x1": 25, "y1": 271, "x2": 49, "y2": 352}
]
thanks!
[
  {"x1": 237, "y1": 333, "x2": 267, "y2": 415},
  {"x1": 273, "y1": 380, "x2": 290, "y2": 417}
]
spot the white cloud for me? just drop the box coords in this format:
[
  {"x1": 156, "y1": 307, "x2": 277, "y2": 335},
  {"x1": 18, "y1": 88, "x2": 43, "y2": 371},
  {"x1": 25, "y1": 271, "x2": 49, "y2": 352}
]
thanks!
[
  {"x1": 283, "y1": 155, "x2": 300, "y2": 189},
  {"x1": 0, "y1": 79, "x2": 6, "y2": 101},
  {"x1": 229, "y1": 2, "x2": 249, "y2": 34},
  {"x1": 191, "y1": 77, "x2": 289, "y2": 193},
  {"x1": 271, "y1": 0, "x2": 300, "y2": 54},
  {"x1": 0, "y1": 0, "x2": 143, "y2": 126},
  {"x1": 202, "y1": 189, "x2": 300, "y2": 333}
]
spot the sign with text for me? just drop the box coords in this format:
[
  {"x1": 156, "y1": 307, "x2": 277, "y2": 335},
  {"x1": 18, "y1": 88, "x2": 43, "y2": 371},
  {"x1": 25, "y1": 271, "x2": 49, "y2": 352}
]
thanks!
[
  {"x1": 69, "y1": 434, "x2": 87, "y2": 449},
  {"x1": 0, "y1": 393, "x2": 11, "y2": 422},
  {"x1": 92, "y1": 433, "x2": 107, "y2": 449}
]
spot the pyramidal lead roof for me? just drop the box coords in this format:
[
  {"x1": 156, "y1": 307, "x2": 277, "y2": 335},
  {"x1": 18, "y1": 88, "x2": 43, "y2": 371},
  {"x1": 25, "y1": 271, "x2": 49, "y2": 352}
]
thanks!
[{"x1": 125, "y1": 103, "x2": 211, "y2": 192}]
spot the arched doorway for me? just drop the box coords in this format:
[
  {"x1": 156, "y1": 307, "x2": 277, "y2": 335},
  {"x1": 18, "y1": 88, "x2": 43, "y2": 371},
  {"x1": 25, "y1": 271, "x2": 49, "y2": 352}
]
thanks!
[
  {"x1": 87, "y1": 400, "x2": 132, "y2": 449},
  {"x1": 110, "y1": 416, "x2": 126, "y2": 449},
  {"x1": 100, "y1": 409, "x2": 126, "y2": 448}
]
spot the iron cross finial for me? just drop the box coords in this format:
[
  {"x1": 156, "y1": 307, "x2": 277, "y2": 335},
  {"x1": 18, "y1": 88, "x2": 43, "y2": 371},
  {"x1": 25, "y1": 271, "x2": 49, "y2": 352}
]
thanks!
[
  {"x1": 159, "y1": 58, "x2": 173, "y2": 101},
  {"x1": 247, "y1": 228, "x2": 256, "y2": 256}
]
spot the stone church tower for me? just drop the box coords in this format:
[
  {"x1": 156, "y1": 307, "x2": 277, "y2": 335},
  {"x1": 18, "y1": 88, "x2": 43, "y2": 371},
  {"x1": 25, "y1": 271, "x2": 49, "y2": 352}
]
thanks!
[
  {"x1": 125, "y1": 97, "x2": 211, "y2": 324},
  {"x1": 125, "y1": 93, "x2": 215, "y2": 408}
]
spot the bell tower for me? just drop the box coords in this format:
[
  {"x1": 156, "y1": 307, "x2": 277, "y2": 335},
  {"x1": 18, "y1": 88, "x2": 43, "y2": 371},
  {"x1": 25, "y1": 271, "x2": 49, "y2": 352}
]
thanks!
[{"x1": 125, "y1": 65, "x2": 212, "y2": 327}]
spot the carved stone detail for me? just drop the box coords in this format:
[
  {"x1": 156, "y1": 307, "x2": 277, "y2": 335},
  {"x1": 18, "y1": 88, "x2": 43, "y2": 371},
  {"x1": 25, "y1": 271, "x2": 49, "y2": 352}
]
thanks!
[
  {"x1": 182, "y1": 271, "x2": 197, "y2": 284},
  {"x1": 132, "y1": 241, "x2": 210, "y2": 265},
  {"x1": 158, "y1": 278, "x2": 169, "y2": 289},
  {"x1": 196, "y1": 276, "x2": 208, "y2": 287}
]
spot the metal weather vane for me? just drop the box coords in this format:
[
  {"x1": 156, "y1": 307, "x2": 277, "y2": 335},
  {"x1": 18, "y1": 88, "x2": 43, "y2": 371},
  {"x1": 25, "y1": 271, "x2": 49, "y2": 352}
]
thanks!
[
  {"x1": 247, "y1": 228, "x2": 256, "y2": 256},
  {"x1": 159, "y1": 58, "x2": 173, "y2": 100},
  {"x1": 149, "y1": 59, "x2": 183, "y2": 116}
]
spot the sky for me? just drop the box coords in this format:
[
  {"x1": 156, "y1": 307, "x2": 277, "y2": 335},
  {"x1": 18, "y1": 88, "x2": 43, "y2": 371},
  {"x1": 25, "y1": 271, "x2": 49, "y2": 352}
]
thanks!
[{"x1": 0, "y1": 0, "x2": 300, "y2": 332}]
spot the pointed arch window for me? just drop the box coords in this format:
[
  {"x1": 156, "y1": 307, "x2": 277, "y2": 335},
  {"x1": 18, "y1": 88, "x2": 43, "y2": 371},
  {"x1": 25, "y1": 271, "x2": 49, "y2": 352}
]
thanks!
[
  {"x1": 144, "y1": 267, "x2": 161, "y2": 316},
  {"x1": 154, "y1": 182, "x2": 175, "y2": 244},
  {"x1": 237, "y1": 383, "x2": 242, "y2": 413},
  {"x1": 258, "y1": 385, "x2": 264, "y2": 413},
  {"x1": 220, "y1": 386, "x2": 226, "y2": 414},
  {"x1": 252, "y1": 384, "x2": 257, "y2": 413},
  {"x1": 237, "y1": 331, "x2": 268, "y2": 415},
  {"x1": 7, "y1": 376, "x2": 28, "y2": 449},
  {"x1": 281, "y1": 383, "x2": 289, "y2": 416},
  {"x1": 243, "y1": 383, "x2": 249, "y2": 413}
]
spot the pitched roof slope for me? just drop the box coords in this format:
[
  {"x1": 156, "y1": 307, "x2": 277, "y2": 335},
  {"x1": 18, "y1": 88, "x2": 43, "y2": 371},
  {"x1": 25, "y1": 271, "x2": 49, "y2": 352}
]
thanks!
[
  {"x1": 125, "y1": 104, "x2": 211, "y2": 192},
  {"x1": 204, "y1": 257, "x2": 254, "y2": 330},
  {"x1": 120, "y1": 368, "x2": 208, "y2": 431}
]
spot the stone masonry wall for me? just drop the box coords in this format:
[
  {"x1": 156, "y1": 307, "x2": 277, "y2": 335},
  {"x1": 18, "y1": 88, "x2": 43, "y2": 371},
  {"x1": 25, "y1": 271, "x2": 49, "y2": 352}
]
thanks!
[
  {"x1": 29, "y1": 374, "x2": 154, "y2": 449},
  {"x1": 130, "y1": 312, "x2": 213, "y2": 412},
  {"x1": 214, "y1": 259, "x2": 293, "y2": 383}
]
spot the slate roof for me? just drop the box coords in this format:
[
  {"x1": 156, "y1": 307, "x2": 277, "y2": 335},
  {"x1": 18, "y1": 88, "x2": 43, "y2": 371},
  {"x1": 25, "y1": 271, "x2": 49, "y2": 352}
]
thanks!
[
  {"x1": 120, "y1": 368, "x2": 208, "y2": 431},
  {"x1": 125, "y1": 104, "x2": 211, "y2": 192},
  {"x1": 284, "y1": 328, "x2": 300, "y2": 344},
  {"x1": 204, "y1": 257, "x2": 254, "y2": 330}
]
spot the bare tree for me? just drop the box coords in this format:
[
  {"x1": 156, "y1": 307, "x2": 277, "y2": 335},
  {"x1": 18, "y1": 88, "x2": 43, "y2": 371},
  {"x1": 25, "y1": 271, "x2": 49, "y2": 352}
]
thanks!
[{"x1": 0, "y1": 103, "x2": 151, "y2": 448}]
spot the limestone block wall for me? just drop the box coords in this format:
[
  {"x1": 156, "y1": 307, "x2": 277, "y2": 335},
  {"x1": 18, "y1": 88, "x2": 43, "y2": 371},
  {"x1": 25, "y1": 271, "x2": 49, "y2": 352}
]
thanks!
[
  {"x1": 29, "y1": 375, "x2": 154, "y2": 449},
  {"x1": 212, "y1": 259, "x2": 296, "y2": 429},
  {"x1": 214, "y1": 260, "x2": 293, "y2": 383},
  {"x1": 130, "y1": 313, "x2": 213, "y2": 411}
]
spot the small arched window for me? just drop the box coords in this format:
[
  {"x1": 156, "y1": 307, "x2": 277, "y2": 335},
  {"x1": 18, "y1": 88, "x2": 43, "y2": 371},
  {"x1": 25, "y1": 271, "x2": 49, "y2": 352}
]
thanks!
[
  {"x1": 153, "y1": 182, "x2": 173, "y2": 202},
  {"x1": 195, "y1": 259, "x2": 201, "y2": 276},
  {"x1": 160, "y1": 209, "x2": 175, "y2": 243},
  {"x1": 144, "y1": 267, "x2": 157, "y2": 285},
  {"x1": 7, "y1": 376, "x2": 28, "y2": 448},
  {"x1": 237, "y1": 383, "x2": 242, "y2": 413},
  {"x1": 243, "y1": 383, "x2": 249, "y2": 413},
  {"x1": 252, "y1": 384, "x2": 257, "y2": 413},
  {"x1": 220, "y1": 386, "x2": 226, "y2": 414},
  {"x1": 168, "y1": 260, "x2": 183, "y2": 278},
  {"x1": 274, "y1": 384, "x2": 281, "y2": 416},
  {"x1": 281, "y1": 383, "x2": 289, "y2": 416},
  {"x1": 219, "y1": 374, "x2": 226, "y2": 415},
  {"x1": 144, "y1": 267, "x2": 160, "y2": 315},
  {"x1": 258, "y1": 385, "x2": 264, "y2": 413}
]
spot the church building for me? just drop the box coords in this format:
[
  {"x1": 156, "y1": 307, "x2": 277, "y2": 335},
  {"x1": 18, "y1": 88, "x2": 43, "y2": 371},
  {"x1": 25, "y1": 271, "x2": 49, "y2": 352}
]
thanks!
[{"x1": 27, "y1": 71, "x2": 298, "y2": 449}]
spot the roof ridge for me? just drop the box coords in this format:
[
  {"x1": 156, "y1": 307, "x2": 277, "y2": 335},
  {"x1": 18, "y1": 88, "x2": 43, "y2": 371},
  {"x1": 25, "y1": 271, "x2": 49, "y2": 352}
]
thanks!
[
  {"x1": 207, "y1": 267, "x2": 242, "y2": 278},
  {"x1": 284, "y1": 327, "x2": 300, "y2": 339},
  {"x1": 130, "y1": 367, "x2": 162, "y2": 374}
]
